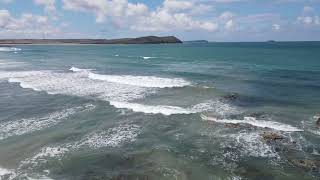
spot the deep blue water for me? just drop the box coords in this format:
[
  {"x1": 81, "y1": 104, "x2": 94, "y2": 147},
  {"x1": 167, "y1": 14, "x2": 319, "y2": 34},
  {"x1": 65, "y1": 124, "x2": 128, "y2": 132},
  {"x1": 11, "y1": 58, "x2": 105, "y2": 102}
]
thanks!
[{"x1": 0, "y1": 42, "x2": 319, "y2": 180}]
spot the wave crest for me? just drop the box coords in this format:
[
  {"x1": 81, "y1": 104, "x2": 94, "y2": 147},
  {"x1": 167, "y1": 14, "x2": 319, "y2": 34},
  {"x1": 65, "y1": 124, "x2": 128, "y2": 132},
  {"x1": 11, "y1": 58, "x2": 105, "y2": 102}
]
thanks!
[
  {"x1": 69, "y1": 66, "x2": 191, "y2": 88},
  {"x1": 201, "y1": 115, "x2": 303, "y2": 132},
  {"x1": 0, "y1": 47, "x2": 21, "y2": 52},
  {"x1": 88, "y1": 72, "x2": 191, "y2": 88}
]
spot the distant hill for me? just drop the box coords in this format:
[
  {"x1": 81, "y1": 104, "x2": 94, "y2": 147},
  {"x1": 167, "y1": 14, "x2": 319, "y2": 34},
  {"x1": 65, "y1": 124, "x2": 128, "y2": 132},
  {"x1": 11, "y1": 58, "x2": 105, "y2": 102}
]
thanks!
[
  {"x1": 0, "y1": 36, "x2": 182, "y2": 44},
  {"x1": 184, "y1": 40, "x2": 209, "y2": 44}
]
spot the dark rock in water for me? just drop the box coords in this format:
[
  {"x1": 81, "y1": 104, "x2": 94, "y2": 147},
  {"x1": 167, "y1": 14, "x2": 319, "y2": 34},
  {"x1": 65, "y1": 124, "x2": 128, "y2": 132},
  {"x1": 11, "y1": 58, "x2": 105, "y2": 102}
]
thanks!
[
  {"x1": 290, "y1": 159, "x2": 320, "y2": 170},
  {"x1": 225, "y1": 123, "x2": 242, "y2": 128},
  {"x1": 247, "y1": 112, "x2": 269, "y2": 119},
  {"x1": 274, "y1": 147, "x2": 281, "y2": 152},
  {"x1": 261, "y1": 132, "x2": 284, "y2": 141},
  {"x1": 223, "y1": 93, "x2": 239, "y2": 101},
  {"x1": 316, "y1": 117, "x2": 320, "y2": 126}
]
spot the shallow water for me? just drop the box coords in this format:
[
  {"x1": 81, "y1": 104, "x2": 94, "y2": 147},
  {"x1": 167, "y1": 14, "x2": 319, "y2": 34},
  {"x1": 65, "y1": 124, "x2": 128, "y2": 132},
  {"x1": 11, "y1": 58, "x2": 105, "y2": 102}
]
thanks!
[{"x1": 0, "y1": 42, "x2": 319, "y2": 179}]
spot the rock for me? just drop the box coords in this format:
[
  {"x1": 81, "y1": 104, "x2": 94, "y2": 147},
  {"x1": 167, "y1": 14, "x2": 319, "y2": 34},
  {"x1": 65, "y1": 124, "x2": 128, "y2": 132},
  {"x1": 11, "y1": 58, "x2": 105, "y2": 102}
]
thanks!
[
  {"x1": 261, "y1": 132, "x2": 284, "y2": 141},
  {"x1": 316, "y1": 117, "x2": 320, "y2": 126},
  {"x1": 225, "y1": 123, "x2": 241, "y2": 128},
  {"x1": 290, "y1": 159, "x2": 320, "y2": 170},
  {"x1": 223, "y1": 93, "x2": 239, "y2": 101}
]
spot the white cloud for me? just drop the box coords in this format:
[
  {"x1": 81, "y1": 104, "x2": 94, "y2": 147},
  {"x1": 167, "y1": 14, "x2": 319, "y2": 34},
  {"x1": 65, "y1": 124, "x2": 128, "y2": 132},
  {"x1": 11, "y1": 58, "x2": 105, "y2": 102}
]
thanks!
[
  {"x1": 0, "y1": 9, "x2": 61, "y2": 38},
  {"x1": 163, "y1": 0, "x2": 193, "y2": 12},
  {"x1": 297, "y1": 16, "x2": 319, "y2": 25},
  {"x1": 297, "y1": 6, "x2": 319, "y2": 26},
  {"x1": 34, "y1": 0, "x2": 56, "y2": 13},
  {"x1": 272, "y1": 23, "x2": 281, "y2": 31},
  {"x1": 62, "y1": 0, "x2": 218, "y2": 32},
  {"x1": 225, "y1": 19, "x2": 235, "y2": 30},
  {"x1": 220, "y1": 11, "x2": 235, "y2": 20},
  {"x1": 62, "y1": 0, "x2": 148, "y2": 23},
  {"x1": 303, "y1": 6, "x2": 314, "y2": 13}
]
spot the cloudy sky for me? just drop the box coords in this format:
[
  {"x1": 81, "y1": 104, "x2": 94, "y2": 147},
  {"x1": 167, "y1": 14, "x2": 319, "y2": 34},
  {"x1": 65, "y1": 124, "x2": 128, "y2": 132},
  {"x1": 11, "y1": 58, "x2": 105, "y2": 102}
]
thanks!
[{"x1": 0, "y1": 0, "x2": 320, "y2": 41}]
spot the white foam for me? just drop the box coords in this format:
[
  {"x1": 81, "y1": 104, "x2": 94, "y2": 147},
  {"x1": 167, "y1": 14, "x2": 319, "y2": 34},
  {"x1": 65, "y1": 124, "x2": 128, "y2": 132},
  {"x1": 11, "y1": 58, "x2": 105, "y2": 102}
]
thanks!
[
  {"x1": 110, "y1": 101, "x2": 193, "y2": 115},
  {"x1": 20, "y1": 147, "x2": 69, "y2": 170},
  {"x1": 192, "y1": 100, "x2": 240, "y2": 116},
  {"x1": 88, "y1": 72, "x2": 191, "y2": 88},
  {"x1": 1, "y1": 69, "x2": 235, "y2": 116},
  {"x1": 232, "y1": 132, "x2": 278, "y2": 158},
  {"x1": 69, "y1": 67, "x2": 92, "y2": 73},
  {"x1": 75, "y1": 124, "x2": 141, "y2": 149},
  {"x1": 17, "y1": 124, "x2": 140, "y2": 175},
  {"x1": 141, "y1": 56, "x2": 156, "y2": 60},
  {"x1": 0, "y1": 104, "x2": 95, "y2": 140},
  {"x1": 109, "y1": 99, "x2": 240, "y2": 116},
  {"x1": 26, "y1": 176, "x2": 54, "y2": 180},
  {"x1": 33, "y1": 147, "x2": 69, "y2": 159},
  {"x1": 0, "y1": 47, "x2": 21, "y2": 52},
  {"x1": 20, "y1": 124, "x2": 140, "y2": 168},
  {"x1": 309, "y1": 130, "x2": 320, "y2": 136},
  {"x1": 2, "y1": 70, "x2": 149, "y2": 102},
  {"x1": 0, "y1": 167, "x2": 53, "y2": 180},
  {"x1": 201, "y1": 115, "x2": 303, "y2": 132},
  {"x1": 0, "y1": 167, "x2": 14, "y2": 176},
  {"x1": 69, "y1": 66, "x2": 191, "y2": 88}
]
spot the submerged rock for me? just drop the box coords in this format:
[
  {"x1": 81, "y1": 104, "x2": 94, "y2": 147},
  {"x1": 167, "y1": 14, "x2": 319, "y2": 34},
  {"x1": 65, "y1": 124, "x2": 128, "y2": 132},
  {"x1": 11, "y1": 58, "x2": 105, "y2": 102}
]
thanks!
[
  {"x1": 224, "y1": 123, "x2": 242, "y2": 128},
  {"x1": 223, "y1": 93, "x2": 239, "y2": 101},
  {"x1": 260, "y1": 132, "x2": 284, "y2": 141},
  {"x1": 290, "y1": 159, "x2": 320, "y2": 170}
]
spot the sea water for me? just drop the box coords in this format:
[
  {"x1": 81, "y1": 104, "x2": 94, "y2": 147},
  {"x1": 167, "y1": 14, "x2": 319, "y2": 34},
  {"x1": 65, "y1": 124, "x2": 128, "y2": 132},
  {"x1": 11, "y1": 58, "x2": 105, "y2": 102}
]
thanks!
[{"x1": 0, "y1": 42, "x2": 319, "y2": 179}]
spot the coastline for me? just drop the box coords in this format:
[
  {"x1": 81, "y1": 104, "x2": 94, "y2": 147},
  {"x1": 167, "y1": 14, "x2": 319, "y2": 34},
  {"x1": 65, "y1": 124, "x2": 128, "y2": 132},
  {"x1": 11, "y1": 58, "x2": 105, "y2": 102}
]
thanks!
[{"x1": 0, "y1": 36, "x2": 183, "y2": 45}]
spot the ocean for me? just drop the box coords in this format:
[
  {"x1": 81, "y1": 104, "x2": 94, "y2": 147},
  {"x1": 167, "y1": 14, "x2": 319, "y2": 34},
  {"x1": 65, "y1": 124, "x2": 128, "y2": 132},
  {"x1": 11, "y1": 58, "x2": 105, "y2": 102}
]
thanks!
[{"x1": 0, "y1": 42, "x2": 319, "y2": 180}]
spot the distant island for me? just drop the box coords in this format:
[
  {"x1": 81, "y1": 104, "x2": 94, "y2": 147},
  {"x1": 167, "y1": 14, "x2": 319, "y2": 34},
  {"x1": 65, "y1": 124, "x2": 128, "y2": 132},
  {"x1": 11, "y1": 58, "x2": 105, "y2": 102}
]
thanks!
[
  {"x1": 0, "y1": 36, "x2": 182, "y2": 45},
  {"x1": 184, "y1": 40, "x2": 209, "y2": 43}
]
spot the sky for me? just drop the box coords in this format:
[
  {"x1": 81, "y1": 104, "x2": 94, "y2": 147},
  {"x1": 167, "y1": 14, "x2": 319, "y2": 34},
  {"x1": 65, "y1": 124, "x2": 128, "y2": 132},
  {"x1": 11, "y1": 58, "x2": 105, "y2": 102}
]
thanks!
[{"x1": 0, "y1": 0, "x2": 320, "y2": 41}]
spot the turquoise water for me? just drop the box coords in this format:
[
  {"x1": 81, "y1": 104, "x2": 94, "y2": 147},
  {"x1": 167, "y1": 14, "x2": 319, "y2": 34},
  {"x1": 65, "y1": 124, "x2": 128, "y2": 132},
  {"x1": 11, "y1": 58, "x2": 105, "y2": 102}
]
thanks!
[{"x1": 0, "y1": 42, "x2": 319, "y2": 179}]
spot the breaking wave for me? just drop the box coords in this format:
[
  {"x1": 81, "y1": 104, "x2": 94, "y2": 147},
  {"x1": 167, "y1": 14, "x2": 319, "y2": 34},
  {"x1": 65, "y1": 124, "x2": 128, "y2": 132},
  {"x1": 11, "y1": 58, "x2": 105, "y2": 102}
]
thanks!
[
  {"x1": 0, "y1": 68, "x2": 236, "y2": 116},
  {"x1": 75, "y1": 124, "x2": 141, "y2": 149},
  {"x1": 109, "y1": 101, "x2": 192, "y2": 115},
  {"x1": 141, "y1": 56, "x2": 156, "y2": 60},
  {"x1": 0, "y1": 47, "x2": 21, "y2": 52},
  {"x1": 69, "y1": 66, "x2": 191, "y2": 88},
  {"x1": 201, "y1": 115, "x2": 303, "y2": 132},
  {"x1": 229, "y1": 131, "x2": 279, "y2": 158},
  {"x1": 0, "y1": 104, "x2": 95, "y2": 140},
  {"x1": 88, "y1": 72, "x2": 191, "y2": 88}
]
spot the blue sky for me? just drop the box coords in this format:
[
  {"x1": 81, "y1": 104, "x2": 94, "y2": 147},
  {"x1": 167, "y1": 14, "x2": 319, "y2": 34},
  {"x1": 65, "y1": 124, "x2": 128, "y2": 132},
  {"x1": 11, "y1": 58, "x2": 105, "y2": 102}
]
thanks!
[{"x1": 0, "y1": 0, "x2": 320, "y2": 41}]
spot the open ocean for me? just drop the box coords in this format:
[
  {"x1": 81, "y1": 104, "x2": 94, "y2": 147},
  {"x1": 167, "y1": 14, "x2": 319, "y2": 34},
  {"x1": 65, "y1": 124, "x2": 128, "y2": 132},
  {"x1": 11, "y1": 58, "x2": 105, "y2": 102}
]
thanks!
[{"x1": 0, "y1": 42, "x2": 319, "y2": 180}]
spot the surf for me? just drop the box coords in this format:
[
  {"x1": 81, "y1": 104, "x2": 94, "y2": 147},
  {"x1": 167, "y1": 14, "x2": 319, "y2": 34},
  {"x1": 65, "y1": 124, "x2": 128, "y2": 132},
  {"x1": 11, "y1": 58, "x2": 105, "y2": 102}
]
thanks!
[{"x1": 200, "y1": 115, "x2": 303, "y2": 132}]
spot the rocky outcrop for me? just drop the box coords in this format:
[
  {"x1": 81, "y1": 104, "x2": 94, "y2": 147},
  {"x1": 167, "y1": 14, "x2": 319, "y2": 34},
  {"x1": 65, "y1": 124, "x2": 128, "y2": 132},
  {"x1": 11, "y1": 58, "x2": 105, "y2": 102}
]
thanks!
[
  {"x1": 260, "y1": 132, "x2": 284, "y2": 141},
  {"x1": 290, "y1": 159, "x2": 320, "y2": 170},
  {"x1": 222, "y1": 93, "x2": 239, "y2": 101},
  {"x1": 0, "y1": 36, "x2": 182, "y2": 45},
  {"x1": 315, "y1": 116, "x2": 320, "y2": 126},
  {"x1": 224, "y1": 123, "x2": 242, "y2": 128}
]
